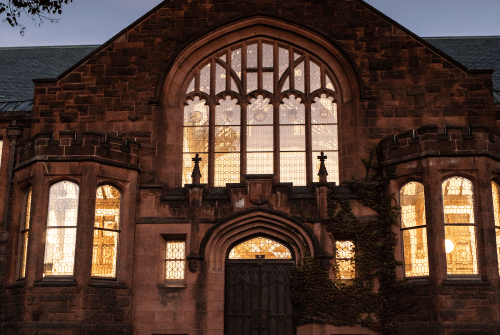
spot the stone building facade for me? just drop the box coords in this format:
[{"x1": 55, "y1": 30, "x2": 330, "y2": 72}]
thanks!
[{"x1": 0, "y1": 0, "x2": 499, "y2": 334}]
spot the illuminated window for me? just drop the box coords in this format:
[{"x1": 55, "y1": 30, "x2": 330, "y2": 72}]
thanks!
[
  {"x1": 442, "y1": 177, "x2": 477, "y2": 275},
  {"x1": 92, "y1": 185, "x2": 120, "y2": 278},
  {"x1": 400, "y1": 182, "x2": 429, "y2": 277},
  {"x1": 335, "y1": 240, "x2": 355, "y2": 280},
  {"x1": 19, "y1": 187, "x2": 32, "y2": 279},
  {"x1": 0, "y1": 140, "x2": 3, "y2": 168},
  {"x1": 228, "y1": 236, "x2": 292, "y2": 259},
  {"x1": 492, "y1": 181, "x2": 500, "y2": 275},
  {"x1": 165, "y1": 241, "x2": 185, "y2": 280},
  {"x1": 182, "y1": 40, "x2": 339, "y2": 187},
  {"x1": 43, "y1": 181, "x2": 79, "y2": 276}
]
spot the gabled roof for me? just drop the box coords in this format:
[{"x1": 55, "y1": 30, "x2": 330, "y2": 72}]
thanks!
[
  {"x1": 424, "y1": 36, "x2": 500, "y2": 103},
  {"x1": 0, "y1": 45, "x2": 98, "y2": 104}
]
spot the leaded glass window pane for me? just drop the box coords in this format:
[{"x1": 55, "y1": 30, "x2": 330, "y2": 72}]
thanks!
[
  {"x1": 92, "y1": 185, "x2": 120, "y2": 278},
  {"x1": 216, "y1": 63, "x2": 226, "y2": 95},
  {"x1": 200, "y1": 63, "x2": 211, "y2": 95},
  {"x1": 335, "y1": 241, "x2": 355, "y2": 280},
  {"x1": 247, "y1": 44, "x2": 258, "y2": 68},
  {"x1": 229, "y1": 237, "x2": 292, "y2": 259},
  {"x1": 442, "y1": 177, "x2": 477, "y2": 275},
  {"x1": 182, "y1": 40, "x2": 338, "y2": 187},
  {"x1": 294, "y1": 61, "x2": 305, "y2": 93},
  {"x1": 166, "y1": 241, "x2": 185, "y2": 279},
  {"x1": 44, "y1": 181, "x2": 79, "y2": 276},
  {"x1": 326, "y1": 74, "x2": 334, "y2": 90},
  {"x1": 400, "y1": 182, "x2": 429, "y2": 277},
  {"x1": 312, "y1": 151, "x2": 339, "y2": 185},
  {"x1": 493, "y1": 182, "x2": 500, "y2": 275},
  {"x1": 215, "y1": 153, "x2": 241, "y2": 186}
]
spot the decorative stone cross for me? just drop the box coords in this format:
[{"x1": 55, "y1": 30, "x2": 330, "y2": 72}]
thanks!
[
  {"x1": 191, "y1": 153, "x2": 202, "y2": 184},
  {"x1": 317, "y1": 151, "x2": 328, "y2": 183}
]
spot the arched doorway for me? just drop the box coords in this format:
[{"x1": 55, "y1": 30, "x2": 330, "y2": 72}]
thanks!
[{"x1": 225, "y1": 236, "x2": 295, "y2": 335}]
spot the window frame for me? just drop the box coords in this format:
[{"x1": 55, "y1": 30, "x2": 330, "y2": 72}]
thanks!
[
  {"x1": 400, "y1": 181, "x2": 429, "y2": 278},
  {"x1": 18, "y1": 186, "x2": 32, "y2": 279},
  {"x1": 182, "y1": 38, "x2": 340, "y2": 187},
  {"x1": 162, "y1": 234, "x2": 187, "y2": 284},
  {"x1": 441, "y1": 176, "x2": 478, "y2": 276},
  {"x1": 334, "y1": 239, "x2": 355, "y2": 280},
  {"x1": 91, "y1": 184, "x2": 122, "y2": 279},
  {"x1": 491, "y1": 181, "x2": 500, "y2": 275}
]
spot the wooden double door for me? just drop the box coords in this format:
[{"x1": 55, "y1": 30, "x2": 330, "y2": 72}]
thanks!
[{"x1": 224, "y1": 260, "x2": 295, "y2": 335}]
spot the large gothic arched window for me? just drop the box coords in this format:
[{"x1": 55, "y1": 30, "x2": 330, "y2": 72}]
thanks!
[{"x1": 182, "y1": 39, "x2": 339, "y2": 186}]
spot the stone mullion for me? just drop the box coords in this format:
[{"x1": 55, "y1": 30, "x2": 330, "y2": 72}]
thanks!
[
  {"x1": 240, "y1": 102, "x2": 248, "y2": 177},
  {"x1": 304, "y1": 55, "x2": 310, "y2": 96},
  {"x1": 273, "y1": 101, "x2": 280, "y2": 182},
  {"x1": 225, "y1": 50, "x2": 231, "y2": 91},
  {"x1": 257, "y1": 40, "x2": 262, "y2": 91},
  {"x1": 305, "y1": 101, "x2": 312, "y2": 183},
  {"x1": 274, "y1": 43, "x2": 279, "y2": 94},
  {"x1": 289, "y1": 47, "x2": 295, "y2": 90},
  {"x1": 208, "y1": 59, "x2": 216, "y2": 186}
]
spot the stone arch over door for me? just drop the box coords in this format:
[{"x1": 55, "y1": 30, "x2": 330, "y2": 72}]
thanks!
[{"x1": 199, "y1": 209, "x2": 320, "y2": 334}]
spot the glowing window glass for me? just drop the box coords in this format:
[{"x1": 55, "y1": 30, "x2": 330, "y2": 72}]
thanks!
[
  {"x1": 442, "y1": 177, "x2": 477, "y2": 275},
  {"x1": 182, "y1": 40, "x2": 337, "y2": 187},
  {"x1": 92, "y1": 185, "x2": 120, "y2": 278},
  {"x1": 335, "y1": 241, "x2": 355, "y2": 280},
  {"x1": 229, "y1": 237, "x2": 292, "y2": 259},
  {"x1": 400, "y1": 182, "x2": 429, "y2": 277},
  {"x1": 491, "y1": 181, "x2": 500, "y2": 275},
  {"x1": 43, "y1": 181, "x2": 79, "y2": 276},
  {"x1": 166, "y1": 241, "x2": 185, "y2": 279}
]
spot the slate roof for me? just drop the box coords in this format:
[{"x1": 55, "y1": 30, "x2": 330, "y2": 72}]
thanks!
[
  {"x1": 0, "y1": 45, "x2": 98, "y2": 110},
  {"x1": 424, "y1": 36, "x2": 500, "y2": 103}
]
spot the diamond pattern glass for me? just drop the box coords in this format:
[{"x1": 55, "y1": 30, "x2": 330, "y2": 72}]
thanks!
[
  {"x1": 247, "y1": 126, "x2": 273, "y2": 152},
  {"x1": 216, "y1": 97, "x2": 241, "y2": 126},
  {"x1": 310, "y1": 61, "x2": 321, "y2": 92},
  {"x1": 231, "y1": 78, "x2": 238, "y2": 92},
  {"x1": 294, "y1": 53, "x2": 301, "y2": 61},
  {"x1": 335, "y1": 241, "x2": 355, "y2": 280},
  {"x1": 263, "y1": 43, "x2": 273, "y2": 67},
  {"x1": 229, "y1": 237, "x2": 292, "y2": 259},
  {"x1": 282, "y1": 77, "x2": 289, "y2": 92},
  {"x1": 166, "y1": 241, "x2": 185, "y2": 280},
  {"x1": 279, "y1": 47, "x2": 289, "y2": 79},
  {"x1": 280, "y1": 152, "x2": 306, "y2": 186},
  {"x1": 248, "y1": 96, "x2": 272, "y2": 125},
  {"x1": 20, "y1": 188, "x2": 32, "y2": 278},
  {"x1": 400, "y1": 182, "x2": 429, "y2": 277},
  {"x1": 280, "y1": 95, "x2": 305, "y2": 124},
  {"x1": 263, "y1": 72, "x2": 273, "y2": 93},
  {"x1": 200, "y1": 63, "x2": 211, "y2": 95},
  {"x1": 92, "y1": 185, "x2": 120, "y2": 278},
  {"x1": 312, "y1": 125, "x2": 338, "y2": 151},
  {"x1": 220, "y1": 54, "x2": 227, "y2": 62},
  {"x1": 183, "y1": 127, "x2": 209, "y2": 153},
  {"x1": 442, "y1": 177, "x2": 477, "y2": 275},
  {"x1": 184, "y1": 97, "x2": 209, "y2": 126},
  {"x1": 312, "y1": 95, "x2": 337, "y2": 124},
  {"x1": 247, "y1": 152, "x2": 273, "y2": 174},
  {"x1": 231, "y1": 48, "x2": 242, "y2": 79},
  {"x1": 247, "y1": 44, "x2": 258, "y2": 68},
  {"x1": 215, "y1": 126, "x2": 240, "y2": 152},
  {"x1": 215, "y1": 153, "x2": 240, "y2": 186},
  {"x1": 294, "y1": 61, "x2": 305, "y2": 92},
  {"x1": 247, "y1": 72, "x2": 258, "y2": 93},
  {"x1": 216, "y1": 63, "x2": 226, "y2": 95},
  {"x1": 44, "y1": 181, "x2": 79, "y2": 276},
  {"x1": 326, "y1": 74, "x2": 334, "y2": 90},
  {"x1": 280, "y1": 126, "x2": 305, "y2": 151}
]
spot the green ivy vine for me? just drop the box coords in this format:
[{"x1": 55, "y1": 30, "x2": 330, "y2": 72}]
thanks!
[{"x1": 290, "y1": 152, "x2": 413, "y2": 334}]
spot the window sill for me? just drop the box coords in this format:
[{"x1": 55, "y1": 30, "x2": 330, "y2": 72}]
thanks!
[
  {"x1": 34, "y1": 277, "x2": 77, "y2": 287},
  {"x1": 89, "y1": 278, "x2": 127, "y2": 289},
  {"x1": 443, "y1": 277, "x2": 489, "y2": 286},
  {"x1": 406, "y1": 277, "x2": 430, "y2": 286},
  {"x1": 158, "y1": 282, "x2": 186, "y2": 291}
]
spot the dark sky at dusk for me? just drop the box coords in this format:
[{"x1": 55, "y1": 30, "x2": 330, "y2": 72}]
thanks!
[{"x1": 1, "y1": 0, "x2": 499, "y2": 47}]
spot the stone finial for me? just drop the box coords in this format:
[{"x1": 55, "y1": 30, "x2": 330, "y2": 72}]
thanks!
[
  {"x1": 191, "y1": 153, "x2": 202, "y2": 184},
  {"x1": 317, "y1": 151, "x2": 328, "y2": 183}
]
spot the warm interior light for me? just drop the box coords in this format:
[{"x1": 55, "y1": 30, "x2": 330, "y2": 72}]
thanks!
[{"x1": 445, "y1": 239, "x2": 455, "y2": 253}]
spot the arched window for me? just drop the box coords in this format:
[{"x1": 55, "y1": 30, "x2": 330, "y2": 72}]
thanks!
[
  {"x1": 228, "y1": 237, "x2": 292, "y2": 259},
  {"x1": 442, "y1": 177, "x2": 477, "y2": 275},
  {"x1": 491, "y1": 181, "x2": 500, "y2": 275},
  {"x1": 92, "y1": 185, "x2": 121, "y2": 278},
  {"x1": 19, "y1": 187, "x2": 32, "y2": 279},
  {"x1": 400, "y1": 182, "x2": 429, "y2": 277},
  {"x1": 43, "y1": 181, "x2": 79, "y2": 276},
  {"x1": 182, "y1": 39, "x2": 339, "y2": 187}
]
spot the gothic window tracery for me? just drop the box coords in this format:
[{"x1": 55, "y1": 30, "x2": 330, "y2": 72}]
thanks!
[
  {"x1": 228, "y1": 237, "x2": 292, "y2": 260},
  {"x1": 182, "y1": 39, "x2": 339, "y2": 186}
]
